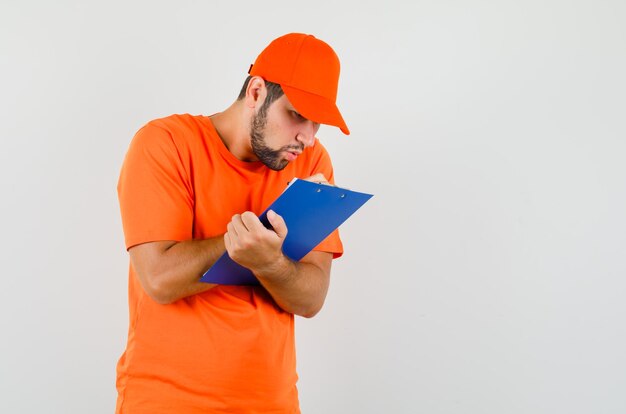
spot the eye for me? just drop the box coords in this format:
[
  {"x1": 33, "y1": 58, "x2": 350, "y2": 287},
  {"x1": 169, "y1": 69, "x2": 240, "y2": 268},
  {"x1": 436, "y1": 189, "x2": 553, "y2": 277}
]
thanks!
[{"x1": 291, "y1": 110, "x2": 305, "y2": 120}]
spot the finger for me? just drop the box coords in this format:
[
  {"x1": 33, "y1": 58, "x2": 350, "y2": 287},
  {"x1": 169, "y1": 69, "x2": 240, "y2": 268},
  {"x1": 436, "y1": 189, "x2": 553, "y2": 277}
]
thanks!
[
  {"x1": 226, "y1": 221, "x2": 239, "y2": 237},
  {"x1": 223, "y1": 232, "x2": 232, "y2": 251},
  {"x1": 240, "y1": 211, "x2": 264, "y2": 233},
  {"x1": 304, "y1": 173, "x2": 326, "y2": 183},
  {"x1": 267, "y1": 210, "x2": 288, "y2": 239},
  {"x1": 230, "y1": 214, "x2": 249, "y2": 234},
  {"x1": 304, "y1": 173, "x2": 332, "y2": 186}
]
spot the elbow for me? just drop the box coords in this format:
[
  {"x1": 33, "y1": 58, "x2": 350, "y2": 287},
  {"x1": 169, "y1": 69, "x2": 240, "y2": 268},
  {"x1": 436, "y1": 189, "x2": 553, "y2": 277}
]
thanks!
[
  {"x1": 297, "y1": 302, "x2": 324, "y2": 319},
  {"x1": 293, "y1": 288, "x2": 329, "y2": 318},
  {"x1": 148, "y1": 290, "x2": 176, "y2": 305},
  {"x1": 129, "y1": 241, "x2": 183, "y2": 305},
  {"x1": 146, "y1": 284, "x2": 176, "y2": 305},
  {"x1": 300, "y1": 310, "x2": 319, "y2": 319},
  {"x1": 139, "y1": 273, "x2": 177, "y2": 305}
]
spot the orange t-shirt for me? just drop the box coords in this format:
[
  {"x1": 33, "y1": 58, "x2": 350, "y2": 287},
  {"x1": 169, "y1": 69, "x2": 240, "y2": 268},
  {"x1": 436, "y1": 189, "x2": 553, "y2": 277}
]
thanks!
[{"x1": 116, "y1": 114, "x2": 342, "y2": 413}]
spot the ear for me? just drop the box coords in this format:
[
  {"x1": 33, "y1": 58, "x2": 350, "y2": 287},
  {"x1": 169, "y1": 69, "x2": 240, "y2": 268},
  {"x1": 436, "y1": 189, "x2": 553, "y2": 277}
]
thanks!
[{"x1": 244, "y1": 76, "x2": 267, "y2": 110}]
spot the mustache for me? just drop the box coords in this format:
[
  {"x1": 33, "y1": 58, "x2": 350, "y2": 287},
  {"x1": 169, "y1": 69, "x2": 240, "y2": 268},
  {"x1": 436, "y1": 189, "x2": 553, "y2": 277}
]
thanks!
[{"x1": 282, "y1": 144, "x2": 304, "y2": 152}]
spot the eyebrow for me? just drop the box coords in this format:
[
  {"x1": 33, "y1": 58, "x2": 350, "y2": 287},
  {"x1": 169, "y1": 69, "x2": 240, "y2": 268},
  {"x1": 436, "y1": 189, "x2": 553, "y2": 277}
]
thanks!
[
  {"x1": 285, "y1": 103, "x2": 297, "y2": 113},
  {"x1": 286, "y1": 104, "x2": 318, "y2": 125},
  {"x1": 288, "y1": 106, "x2": 305, "y2": 119}
]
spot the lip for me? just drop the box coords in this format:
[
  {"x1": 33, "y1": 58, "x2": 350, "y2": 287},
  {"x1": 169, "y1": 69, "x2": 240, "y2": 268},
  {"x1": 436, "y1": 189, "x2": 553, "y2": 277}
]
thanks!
[{"x1": 285, "y1": 151, "x2": 301, "y2": 161}]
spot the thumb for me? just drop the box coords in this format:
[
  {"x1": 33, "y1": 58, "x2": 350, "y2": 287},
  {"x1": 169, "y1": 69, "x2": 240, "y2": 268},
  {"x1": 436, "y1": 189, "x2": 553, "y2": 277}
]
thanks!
[{"x1": 267, "y1": 210, "x2": 288, "y2": 239}]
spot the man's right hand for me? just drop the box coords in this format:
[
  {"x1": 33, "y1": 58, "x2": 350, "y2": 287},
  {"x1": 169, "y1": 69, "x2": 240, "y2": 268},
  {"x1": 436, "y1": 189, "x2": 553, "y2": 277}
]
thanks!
[{"x1": 303, "y1": 173, "x2": 333, "y2": 186}]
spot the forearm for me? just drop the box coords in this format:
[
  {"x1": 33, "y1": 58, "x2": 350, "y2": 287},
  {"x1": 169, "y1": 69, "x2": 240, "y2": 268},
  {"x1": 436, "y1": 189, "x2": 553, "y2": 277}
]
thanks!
[
  {"x1": 129, "y1": 236, "x2": 225, "y2": 304},
  {"x1": 254, "y1": 252, "x2": 331, "y2": 318}
]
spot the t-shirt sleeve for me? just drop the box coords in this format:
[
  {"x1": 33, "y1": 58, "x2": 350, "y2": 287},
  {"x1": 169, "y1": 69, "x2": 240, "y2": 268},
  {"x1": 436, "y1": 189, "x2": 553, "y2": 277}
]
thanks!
[
  {"x1": 117, "y1": 123, "x2": 194, "y2": 250},
  {"x1": 309, "y1": 141, "x2": 344, "y2": 259}
]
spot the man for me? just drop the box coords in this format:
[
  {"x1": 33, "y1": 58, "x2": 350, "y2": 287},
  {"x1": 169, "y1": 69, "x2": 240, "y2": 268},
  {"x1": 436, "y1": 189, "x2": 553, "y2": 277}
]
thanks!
[{"x1": 116, "y1": 33, "x2": 350, "y2": 413}]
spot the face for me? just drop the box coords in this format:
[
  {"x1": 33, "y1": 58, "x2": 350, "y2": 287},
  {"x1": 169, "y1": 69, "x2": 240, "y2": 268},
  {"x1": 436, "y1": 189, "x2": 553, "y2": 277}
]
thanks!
[{"x1": 250, "y1": 95, "x2": 320, "y2": 171}]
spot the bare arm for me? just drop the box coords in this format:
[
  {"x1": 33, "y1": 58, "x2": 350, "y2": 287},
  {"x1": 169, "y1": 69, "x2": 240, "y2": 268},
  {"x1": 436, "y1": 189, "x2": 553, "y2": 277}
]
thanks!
[
  {"x1": 129, "y1": 174, "x2": 336, "y2": 311},
  {"x1": 128, "y1": 236, "x2": 225, "y2": 304},
  {"x1": 256, "y1": 249, "x2": 332, "y2": 318},
  {"x1": 223, "y1": 173, "x2": 338, "y2": 317},
  {"x1": 225, "y1": 210, "x2": 333, "y2": 318}
]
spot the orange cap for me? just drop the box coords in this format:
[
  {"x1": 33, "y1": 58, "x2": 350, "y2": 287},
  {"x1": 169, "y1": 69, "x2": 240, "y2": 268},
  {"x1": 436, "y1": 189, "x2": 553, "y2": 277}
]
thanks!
[{"x1": 248, "y1": 33, "x2": 350, "y2": 135}]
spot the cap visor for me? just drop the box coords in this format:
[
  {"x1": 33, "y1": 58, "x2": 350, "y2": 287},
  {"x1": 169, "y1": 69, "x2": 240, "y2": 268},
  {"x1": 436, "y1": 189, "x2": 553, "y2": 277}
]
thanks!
[{"x1": 281, "y1": 85, "x2": 350, "y2": 135}]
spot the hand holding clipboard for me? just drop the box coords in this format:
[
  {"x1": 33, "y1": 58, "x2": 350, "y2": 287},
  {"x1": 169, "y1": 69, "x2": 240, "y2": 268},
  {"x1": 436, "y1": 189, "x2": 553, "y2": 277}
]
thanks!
[{"x1": 200, "y1": 179, "x2": 373, "y2": 285}]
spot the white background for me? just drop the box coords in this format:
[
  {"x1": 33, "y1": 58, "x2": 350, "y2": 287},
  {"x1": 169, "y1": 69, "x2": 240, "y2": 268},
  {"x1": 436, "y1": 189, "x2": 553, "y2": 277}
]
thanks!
[{"x1": 1, "y1": 0, "x2": 625, "y2": 413}]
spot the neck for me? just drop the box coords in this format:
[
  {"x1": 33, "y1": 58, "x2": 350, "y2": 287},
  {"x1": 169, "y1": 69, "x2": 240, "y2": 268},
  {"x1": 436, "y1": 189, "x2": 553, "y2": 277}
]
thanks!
[{"x1": 210, "y1": 101, "x2": 257, "y2": 162}]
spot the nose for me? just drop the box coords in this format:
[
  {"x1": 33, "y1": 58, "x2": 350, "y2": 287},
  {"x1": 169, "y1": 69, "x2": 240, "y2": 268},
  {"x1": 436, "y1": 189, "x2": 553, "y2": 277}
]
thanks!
[{"x1": 296, "y1": 121, "x2": 320, "y2": 148}]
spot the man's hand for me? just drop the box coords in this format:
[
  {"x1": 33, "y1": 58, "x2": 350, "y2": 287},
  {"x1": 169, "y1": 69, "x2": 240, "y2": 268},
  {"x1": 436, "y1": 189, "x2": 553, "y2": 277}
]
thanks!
[
  {"x1": 303, "y1": 173, "x2": 332, "y2": 186},
  {"x1": 223, "y1": 174, "x2": 337, "y2": 317},
  {"x1": 224, "y1": 210, "x2": 288, "y2": 275},
  {"x1": 223, "y1": 207, "x2": 332, "y2": 318}
]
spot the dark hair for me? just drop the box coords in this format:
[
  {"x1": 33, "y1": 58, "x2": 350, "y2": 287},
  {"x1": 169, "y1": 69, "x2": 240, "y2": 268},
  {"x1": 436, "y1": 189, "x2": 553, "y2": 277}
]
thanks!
[{"x1": 237, "y1": 76, "x2": 284, "y2": 114}]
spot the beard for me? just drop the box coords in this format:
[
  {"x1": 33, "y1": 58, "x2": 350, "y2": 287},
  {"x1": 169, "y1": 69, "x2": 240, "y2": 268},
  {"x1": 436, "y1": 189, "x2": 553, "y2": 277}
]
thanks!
[{"x1": 250, "y1": 109, "x2": 303, "y2": 171}]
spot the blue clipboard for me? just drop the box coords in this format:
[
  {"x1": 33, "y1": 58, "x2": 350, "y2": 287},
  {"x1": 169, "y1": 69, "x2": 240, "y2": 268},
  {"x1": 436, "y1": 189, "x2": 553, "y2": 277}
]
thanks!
[{"x1": 200, "y1": 179, "x2": 373, "y2": 285}]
